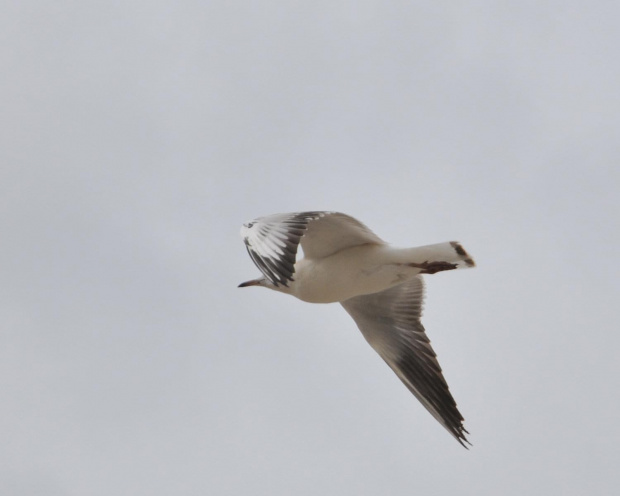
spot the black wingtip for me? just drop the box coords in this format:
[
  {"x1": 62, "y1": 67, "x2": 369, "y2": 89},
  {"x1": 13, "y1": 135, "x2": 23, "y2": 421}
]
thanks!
[{"x1": 453, "y1": 425, "x2": 472, "y2": 449}]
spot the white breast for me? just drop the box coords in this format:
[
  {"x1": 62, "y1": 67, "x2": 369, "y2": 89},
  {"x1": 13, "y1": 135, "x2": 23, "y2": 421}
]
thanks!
[{"x1": 291, "y1": 245, "x2": 419, "y2": 303}]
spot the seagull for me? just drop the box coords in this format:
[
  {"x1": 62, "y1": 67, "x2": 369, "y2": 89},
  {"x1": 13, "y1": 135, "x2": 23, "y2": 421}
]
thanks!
[{"x1": 238, "y1": 211, "x2": 475, "y2": 446}]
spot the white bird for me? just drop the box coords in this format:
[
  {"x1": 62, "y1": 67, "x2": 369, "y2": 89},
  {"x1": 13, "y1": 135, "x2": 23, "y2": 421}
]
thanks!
[{"x1": 238, "y1": 211, "x2": 475, "y2": 446}]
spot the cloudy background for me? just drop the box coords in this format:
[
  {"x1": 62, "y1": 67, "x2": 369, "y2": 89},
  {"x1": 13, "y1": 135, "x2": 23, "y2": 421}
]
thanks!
[{"x1": 2, "y1": 1, "x2": 619, "y2": 495}]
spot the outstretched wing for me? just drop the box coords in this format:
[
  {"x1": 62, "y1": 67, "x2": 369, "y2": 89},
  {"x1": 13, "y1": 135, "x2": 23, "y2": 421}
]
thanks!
[
  {"x1": 240, "y1": 211, "x2": 384, "y2": 287},
  {"x1": 340, "y1": 276, "x2": 469, "y2": 446}
]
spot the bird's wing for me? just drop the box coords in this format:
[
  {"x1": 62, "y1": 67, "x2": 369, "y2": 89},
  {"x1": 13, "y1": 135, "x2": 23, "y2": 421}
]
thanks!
[
  {"x1": 240, "y1": 211, "x2": 384, "y2": 287},
  {"x1": 340, "y1": 276, "x2": 469, "y2": 446},
  {"x1": 299, "y1": 212, "x2": 385, "y2": 258}
]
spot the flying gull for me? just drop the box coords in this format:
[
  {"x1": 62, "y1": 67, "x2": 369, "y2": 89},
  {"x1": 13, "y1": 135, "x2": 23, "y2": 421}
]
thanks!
[{"x1": 238, "y1": 211, "x2": 475, "y2": 446}]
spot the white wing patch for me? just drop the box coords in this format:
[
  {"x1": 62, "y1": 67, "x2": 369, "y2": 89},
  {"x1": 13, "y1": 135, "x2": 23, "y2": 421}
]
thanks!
[
  {"x1": 240, "y1": 211, "x2": 328, "y2": 286},
  {"x1": 240, "y1": 211, "x2": 384, "y2": 287}
]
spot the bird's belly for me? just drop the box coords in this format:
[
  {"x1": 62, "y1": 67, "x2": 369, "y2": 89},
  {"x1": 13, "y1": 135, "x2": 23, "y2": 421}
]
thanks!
[{"x1": 292, "y1": 246, "x2": 416, "y2": 303}]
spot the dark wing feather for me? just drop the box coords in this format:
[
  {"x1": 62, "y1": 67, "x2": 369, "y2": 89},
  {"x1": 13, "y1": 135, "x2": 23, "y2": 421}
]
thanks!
[
  {"x1": 241, "y1": 211, "x2": 384, "y2": 287},
  {"x1": 240, "y1": 211, "x2": 327, "y2": 286},
  {"x1": 340, "y1": 276, "x2": 469, "y2": 447}
]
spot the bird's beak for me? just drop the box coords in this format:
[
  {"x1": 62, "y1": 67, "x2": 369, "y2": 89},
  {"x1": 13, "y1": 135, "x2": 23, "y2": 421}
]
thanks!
[{"x1": 238, "y1": 278, "x2": 262, "y2": 288}]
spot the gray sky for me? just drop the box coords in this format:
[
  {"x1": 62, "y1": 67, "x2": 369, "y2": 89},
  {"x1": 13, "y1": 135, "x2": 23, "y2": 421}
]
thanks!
[{"x1": 2, "y1": 1, "x2": 619, "y2": 495}]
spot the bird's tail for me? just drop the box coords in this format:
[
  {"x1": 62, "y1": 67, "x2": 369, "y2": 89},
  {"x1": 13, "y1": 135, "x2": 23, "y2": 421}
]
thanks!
[
  {"x1": 398, "y1": 241, "x2": 475, "y2": 272},
  {"x1": 440, "y1": 241, "x2": 475, "y2": 268}
]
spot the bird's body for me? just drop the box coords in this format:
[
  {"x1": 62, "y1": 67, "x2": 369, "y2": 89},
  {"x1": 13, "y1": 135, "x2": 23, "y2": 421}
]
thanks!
[
  {"x1": 281, "y1": 243, "x2": 466, "y2": 303},
  {"x1": 292, "y1": 244, "x2": 405, "y2": 303},
  {"x1": 239, "y1": 211, "x2": 475, "y2": 446}
]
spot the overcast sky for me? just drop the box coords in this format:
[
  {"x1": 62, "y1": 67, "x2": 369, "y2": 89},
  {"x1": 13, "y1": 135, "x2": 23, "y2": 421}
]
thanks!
[{"x1": 2, "y1": 1, "x2": 619, "y2": 495}]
